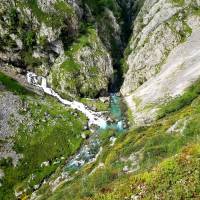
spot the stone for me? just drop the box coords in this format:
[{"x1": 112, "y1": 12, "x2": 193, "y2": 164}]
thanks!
[
  {"x1": 123, "y1": 165, "x2": 129, "y2": 172},
  {"x1": 81, "y1": 133, "x2": 86, "y2": 139},
  {"x1": 40, "y1": 161, "x2": 50, "y2": 167},
  {"x1": 99, "y1": 97, "x2": 110, "y2": 103}
]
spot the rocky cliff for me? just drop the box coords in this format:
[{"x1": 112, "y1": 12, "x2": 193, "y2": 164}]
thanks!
[
  {"x1": 1, "y1": 0, "x2": 200, "y2": 200},
  {"x1": 121, "y1": 0, "x2": 200, "y2": 125},
  {"x1": 0, "y1": 0, "x2": 128, "y2": 98}
]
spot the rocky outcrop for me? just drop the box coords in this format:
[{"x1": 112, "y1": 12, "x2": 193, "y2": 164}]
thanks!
[
  {"x1": 0, "y1": 91, "x2": 24, "y2": 166},
  {"x1": 0, "y1": 92, "x2": 24, "y2": 138},
  {"x1": 121, "y1": 0, "x2": 200, "y2": 125},
  {"x1": 0, "y1": 0, "x2": 79, "y2": 70},
  {"x1": 47, "y1": 28, "x2": 113, "y2": 98},
  {"x1": 0, "y1": 0, "x2": 115, "y2": 98}
]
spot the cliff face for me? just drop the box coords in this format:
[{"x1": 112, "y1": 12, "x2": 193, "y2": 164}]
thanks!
[
  {"x1": 0, "y1": 0, "x2": 127, "y2": 98},
  {"x1": 121, "y1": 0, "x2": 200, "y2": 125},
  {"x1": 1, "y1": 1, "x2": 200, "y2": 200}
]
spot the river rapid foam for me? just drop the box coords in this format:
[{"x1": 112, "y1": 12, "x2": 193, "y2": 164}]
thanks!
[{"x1": 27, "y1": 72, "x2": 107, "y2": 129}]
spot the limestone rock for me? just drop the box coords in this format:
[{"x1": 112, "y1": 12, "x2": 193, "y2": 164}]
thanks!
[
  {"x1": 121, "y1": 0, "x2": 200, "y2": 125},
  {"x1": 47, "y1": 28, "x2": 113, "y2": 99}
]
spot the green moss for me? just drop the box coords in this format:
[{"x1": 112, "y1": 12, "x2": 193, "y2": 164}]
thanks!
[
  {"x1": 8, "y1": 7, "x2": 19, "y2": 33},
  {"x1": 192, "y1": 7, "x2": 200, "y2": 16},
  {"x1": 0, "y1": 73, "x2": 88, "y2": 198},
  {"x1": 22, "y1": 50, "x2": 43, "y2": 68},
  {"x1": 53, "y1": 1, "x2": 73, "y2": 15},
  {"x1": 17, "y1": 0, "x2": 73, "y2": 28},
  {"x1": 170, "y1": 0, "x2": 185, "y2": 6},
  {"x1": 0, "y1": 72, "x2": 31, "y2": 95},
  {"x1": 65, "y1": 27, "x2": 96, "y2": 54},
  {"x1": 61, "y1": 59, "x2": 81, "y2": 73},
  {"x1": 38, "y1": 36, "x2": 48, "y2": 47},
  {"x1": 22, "y1": 30, "x2": 36, "y2": 49}
]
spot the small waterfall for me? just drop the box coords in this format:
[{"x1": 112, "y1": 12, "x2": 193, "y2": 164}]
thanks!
[
  {"x1": 27, "y1": 72, "x2": 126, "y2": 185},
  {"x1": 27, "y1": 72, "x2": 107, "y2": 129}
]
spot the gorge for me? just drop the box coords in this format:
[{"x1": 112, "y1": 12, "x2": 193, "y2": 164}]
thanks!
[{"x1": 1, "y1": 0, "x2": 200, "y2": 200}]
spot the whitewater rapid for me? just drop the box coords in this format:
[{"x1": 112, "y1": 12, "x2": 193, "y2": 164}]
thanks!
[{"x1": 27, "y1": 72, "x2": 107, "y2": 128}]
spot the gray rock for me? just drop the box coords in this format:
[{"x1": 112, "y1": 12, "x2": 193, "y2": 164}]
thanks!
[
  {"x1": 121, "y1": 0, "x2": 200, "y2": 125},
  {"x1": 0, "y1": 92, "x2": 23, "y2": 138}
]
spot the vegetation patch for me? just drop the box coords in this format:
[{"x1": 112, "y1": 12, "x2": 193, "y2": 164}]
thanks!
[
  {"x1": 42, "y1": 84, "x2": 200, "y2": 200},
  {"x1": 158, "y1": 79, "x2": 200, "y2": 119},
  {"x1": 0, "y1": 72, "x2": 88, "y2": 199},
  {"x1": 0, "y1": 72, "x2": 30, "y2": 95}
]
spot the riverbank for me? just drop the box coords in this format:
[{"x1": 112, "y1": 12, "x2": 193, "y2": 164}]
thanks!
[{"x1": 25, "y1": 72, "x2": 128, "y2": 197}]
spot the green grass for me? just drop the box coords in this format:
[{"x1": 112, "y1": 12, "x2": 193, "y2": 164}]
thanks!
[
  {"x1": 192, "y1": 7, "x2": 200, "y2": 16},
  {"x1": 22, "y1": 50, "x2": 43, "y2": 68},
  {"x1": 80, "y1": 98, "x2": 109, "y2": 112},
  {"x1": 20, "y1": 0, "x2": 73, "y2": 28},
  {"x1": 170, "y1": 0, "x2": 185, "y2": 6},
  {"x1": 0, "y1": 95, "x2": 88, "y2": 199},
  {"x1": 0, "y1": 72, "x2": 30, "y2": 95},
  {"x1": 0, "y1": 72, "x2": 89, "y2": 199},
  {"x1": 93, "y1": 144, "x2": 200, "y2": 200},
  {"x1": 83, "y1": 0, "x2": 119, "y2": 17},
  {"x1": 65, "y1": 27, "x2": 96, "y2": 54},
  {"x1": 54, "y1": 1, "x2": 73, "y2": 15},
  {"x1": 158, "y1": 80, "x2": 200, "y2": 119},
  {"x1": 44, "y1": 83, "x2": 200, "y2": 200}
]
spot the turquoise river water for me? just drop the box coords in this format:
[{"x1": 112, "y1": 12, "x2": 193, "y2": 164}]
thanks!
[{"x1": 65, "y1": 93, "x2": 126, "y2": 171}]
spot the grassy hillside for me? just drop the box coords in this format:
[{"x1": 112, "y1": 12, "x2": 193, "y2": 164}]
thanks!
[
  {"x1": 1, "y1": 67, "x2": 200, "y2": 200},
  {"x1": 42, "y1": 81, "x2": 200, "y2": 200},
  {"x1": 0, "y1": 72, "x2": 88, "y2": 199}
]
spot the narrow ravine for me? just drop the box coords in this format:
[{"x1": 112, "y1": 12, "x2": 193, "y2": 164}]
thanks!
[
  {"x1": 108, "y1": 0, "x2": 135, "y2": 93},
  {"x1": 64, "y1": 93, "x2": 126, "y2": 172},
  {"x1": 27, "y1": 2, "x2": 135, "y2": 194},
  {"x1": 27, "y1": 71, "x2": 126, "y2": 194}
]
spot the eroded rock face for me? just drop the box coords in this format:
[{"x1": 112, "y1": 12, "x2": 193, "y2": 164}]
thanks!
[
  {"x1": 122, "y1": 0, "x2": 184, "y2": 95},
  {"x1": 0, "y1": 0, "x2": 79, "y2": 70},
  {"x1": 0, "y1": 0, "x2": 124, "y2": 98},
  {"x1": 122, "y1": 23, "x2": 181, "y2": 94},
  {"x1": 0, "y1": 92, "x2": 23, "y2": 138},
  {"x1": 121, "y1": 0, "x2": 200, "y2": 125},
  {"x1": 47, "y1": 29, "x2": 113, "y2": 99},
  {"x1": 0, "y1": 91, "x2": 24, "y2": 166}
]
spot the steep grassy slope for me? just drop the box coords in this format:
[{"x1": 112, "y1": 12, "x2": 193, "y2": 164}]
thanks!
[
  {"x1": 2, "y1": 69, "x2": 200, "y2": 200},
  {"x1": 0, "y1": 72, "x2": 89, "y2": 199},
  {"x1": 1, "y1": 0, "x2": 200, "y2": 200},
  {"x1": 45, "y1": 81, "x2": 200, "y2": 200}
]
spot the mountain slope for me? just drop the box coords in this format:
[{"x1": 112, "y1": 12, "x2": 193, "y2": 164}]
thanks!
[
  {"x1": 1, "y1": 0, "x2": 200, "y2": 200},
  {"x1": 39, "y1": 79, "x2": 200, "y2": 200},
  {"x1": 0, "y1": 0, "x2": 125, "y2": 98},
  {"x1": 121, "y1": 0, "x2": 200, "y2": 125}
]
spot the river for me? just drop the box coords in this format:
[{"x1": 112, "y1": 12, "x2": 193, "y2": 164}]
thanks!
[
  {"x1": 27, "y1": 72, "x2": 126, "y2": 179},
  {"x1": 64, "y1": 93, "x2": 126, "y2": 172}
]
